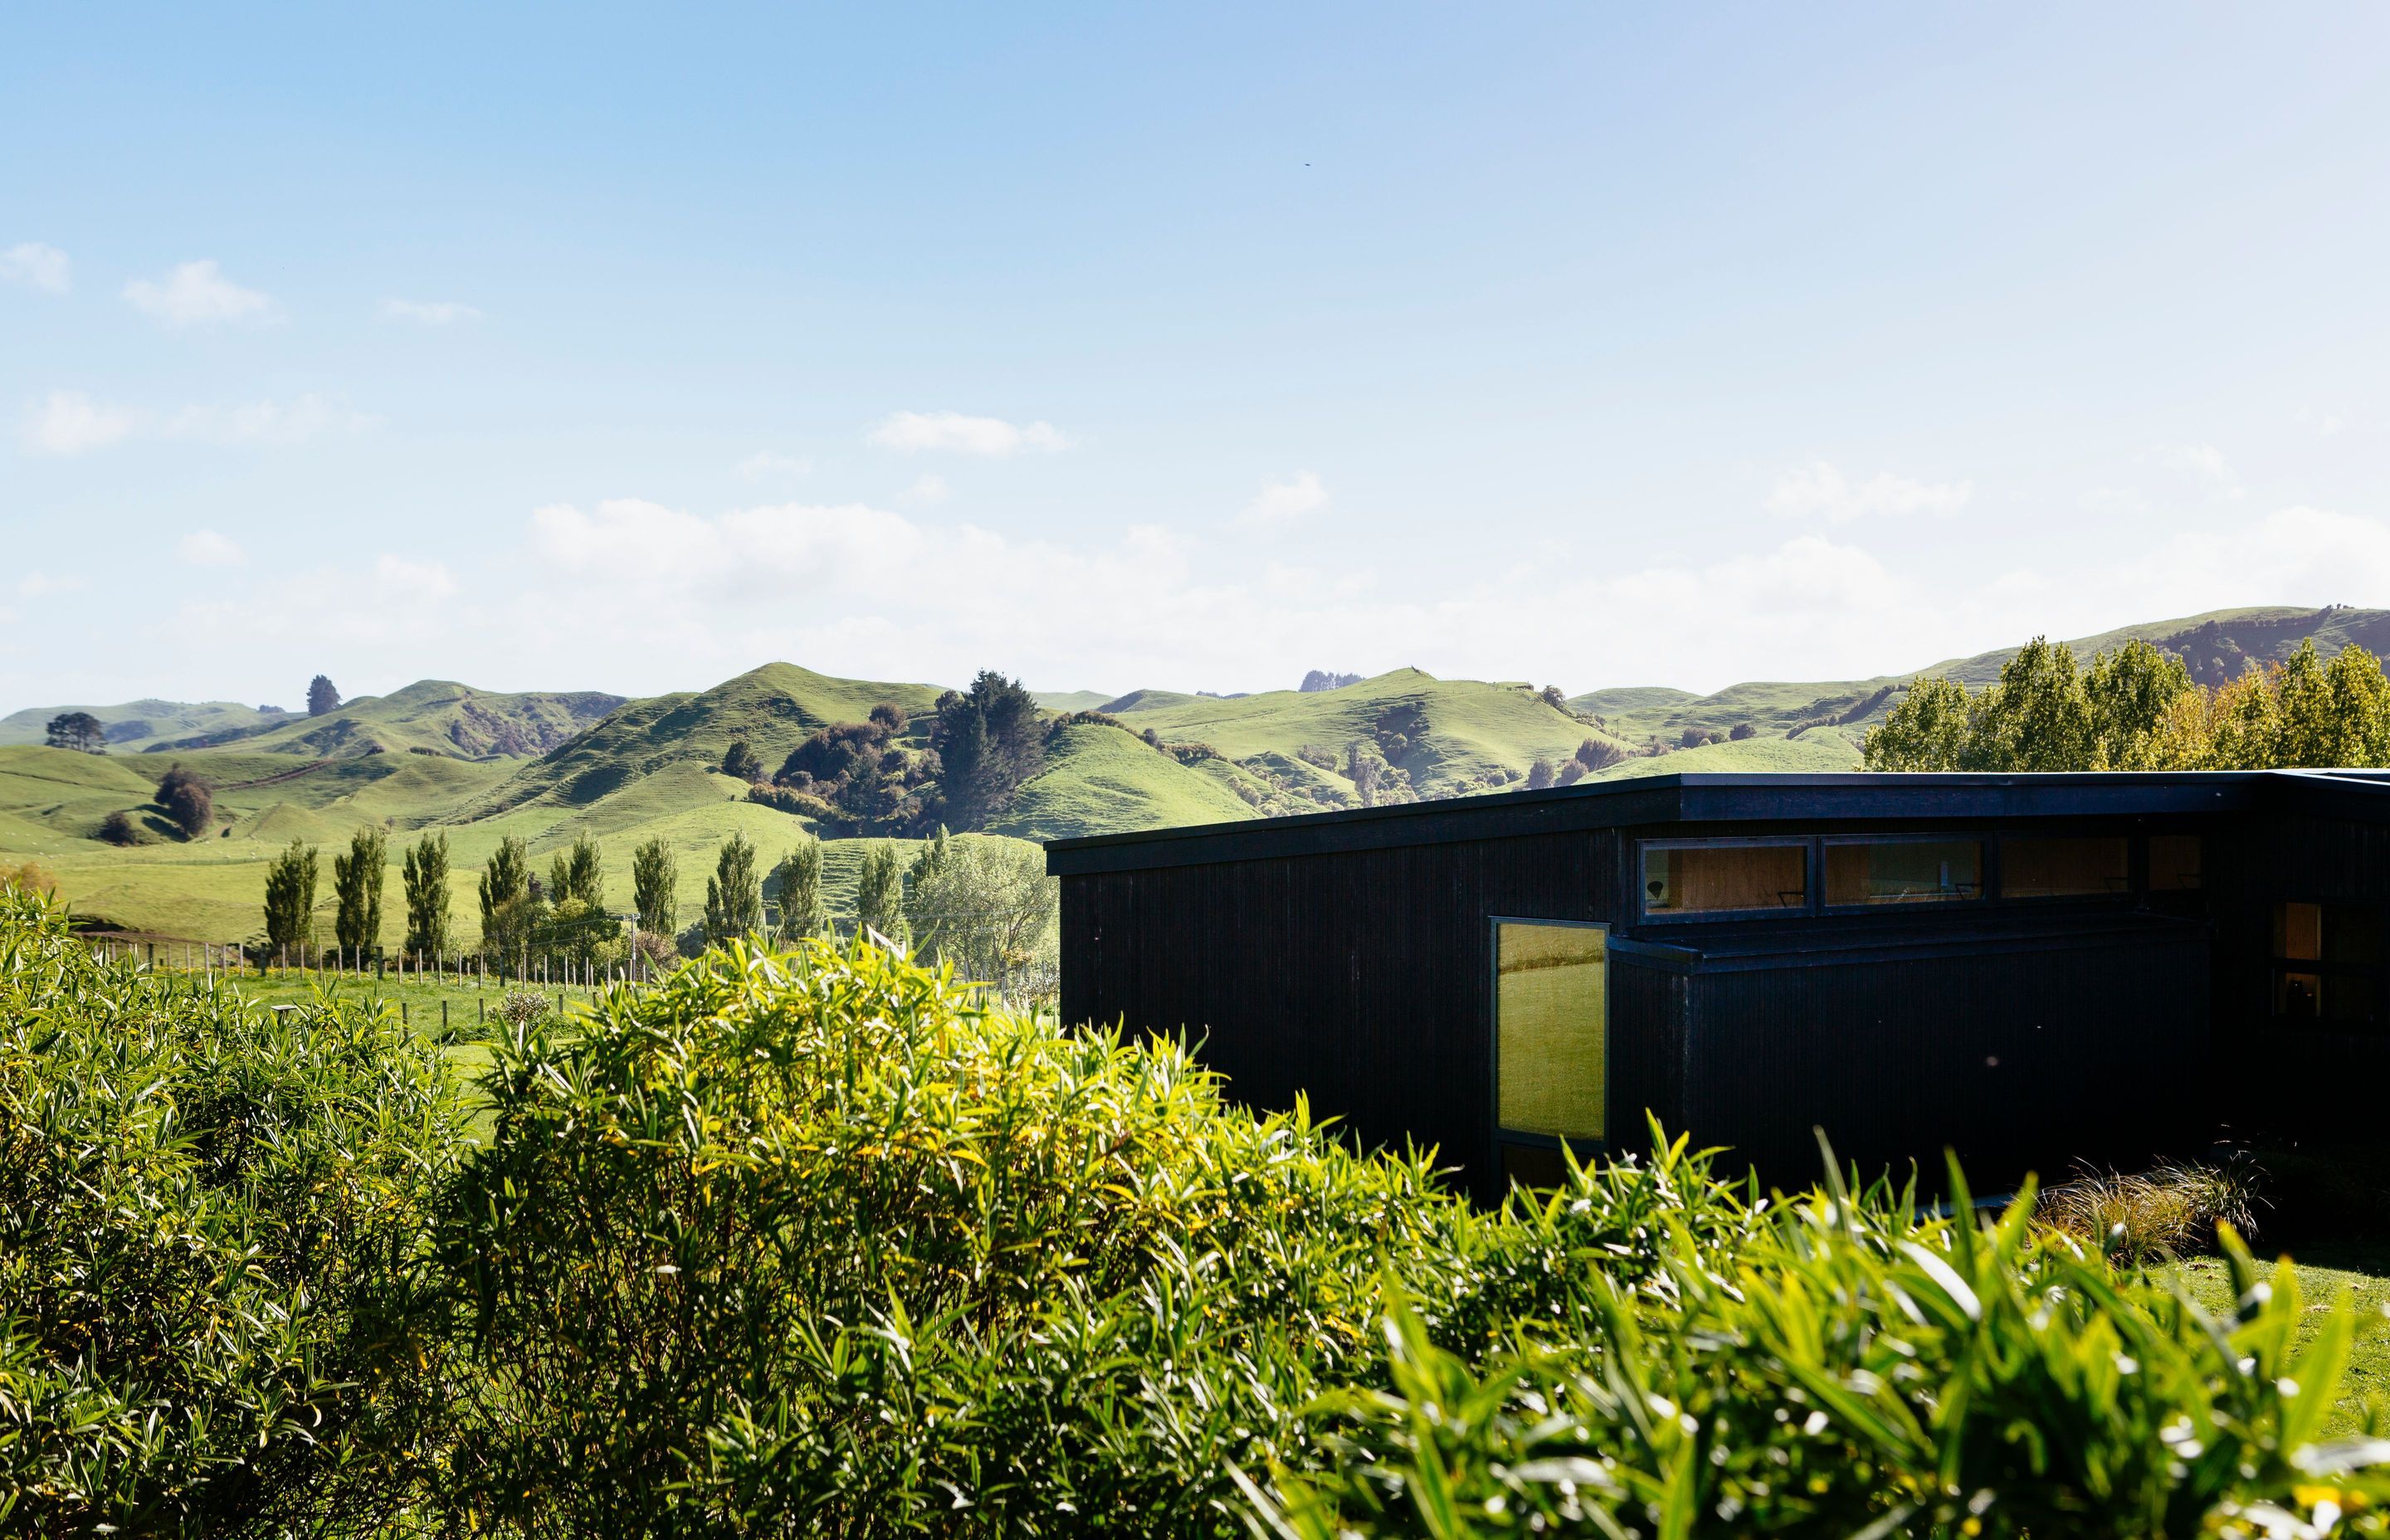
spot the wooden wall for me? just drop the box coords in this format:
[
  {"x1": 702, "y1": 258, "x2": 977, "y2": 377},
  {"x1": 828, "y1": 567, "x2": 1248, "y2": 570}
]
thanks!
[{"x1": 1062, "y1": 828, "x2": 1625, "y2": 1193}]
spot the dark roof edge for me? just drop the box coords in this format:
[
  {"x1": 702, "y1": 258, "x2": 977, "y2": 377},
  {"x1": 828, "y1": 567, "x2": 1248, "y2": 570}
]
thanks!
[{"x1": 1040, "y1": 769, "x2": 2379, "y2": 876}]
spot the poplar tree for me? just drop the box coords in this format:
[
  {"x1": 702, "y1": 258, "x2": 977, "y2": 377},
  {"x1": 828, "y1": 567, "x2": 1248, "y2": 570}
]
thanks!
[
  {"x1": 632, "y1": 838, "x2": 677, "y2": 936},
  {"x1": 855, "y1": 840, "x2": 906, "y2": 945},
  {"x1": 703, "y1": 831, "x2": 762, "y2": 943},
  {"x1": 402, "y1": 831, "x2": 452, "y2": 955},
  {"x1": 332, "y1": 826, "x2": 388, "y2": 954},
  {"x1": 772, "y1": 834, "x2": 826, "y2": 943},
  {"x1": 479, "y1": 836, "x2": 530, "y2": 959},
  {"x1": 550, "y1": 833, "x2": 605, "y2": 909},
  {"x1": 262, "y1": 839, "x2": 319, "y2": 953}
]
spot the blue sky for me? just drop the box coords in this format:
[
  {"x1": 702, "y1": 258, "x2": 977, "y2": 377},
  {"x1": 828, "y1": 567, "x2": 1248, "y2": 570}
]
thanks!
[{"x1": 8, "y1": 3, "x2": 2390, "y2": 709}]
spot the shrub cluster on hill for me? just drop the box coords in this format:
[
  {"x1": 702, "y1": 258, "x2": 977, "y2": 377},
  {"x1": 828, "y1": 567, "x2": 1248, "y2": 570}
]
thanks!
[{"x1": 3, "y1": 889, "x2": 2385, "y2": 1536}]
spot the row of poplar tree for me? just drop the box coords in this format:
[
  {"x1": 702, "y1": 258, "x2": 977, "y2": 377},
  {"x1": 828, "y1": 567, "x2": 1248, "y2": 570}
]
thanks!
[{"x1": 257, "y1": 822, "x2": 1056, "y2": 993}]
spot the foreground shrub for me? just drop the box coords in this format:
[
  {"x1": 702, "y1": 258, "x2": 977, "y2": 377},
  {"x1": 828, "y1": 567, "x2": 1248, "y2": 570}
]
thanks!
[
  {"x1": 1251, "y1": 1162, "x2": 2390, "y2": 1538},
  {"x1": 428, "y1": 939, "x2": 2390, "y2": 1538},
  {"x1": 6, "y1": 902, "x2": 2388, "y2": 1537},
  {"x1": 430, "y1": 938, "x2": 1488, "y2": 1536},
  {"x1": 0, "y1": 888, "x2": 472, "y2": 1535}
]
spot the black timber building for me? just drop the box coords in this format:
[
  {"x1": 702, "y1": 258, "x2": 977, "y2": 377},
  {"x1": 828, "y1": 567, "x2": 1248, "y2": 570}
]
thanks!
[{"x1": 1046, "y1": 771, "x2": 2390, "y2": 1197}]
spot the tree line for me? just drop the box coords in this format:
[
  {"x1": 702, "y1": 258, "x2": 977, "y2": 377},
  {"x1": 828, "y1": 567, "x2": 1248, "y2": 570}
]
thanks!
[
  {"x1": 256, "y1": 820, "x2": 1056, "y2": 999},
  {"x1": 1864, "y1": 635, "x2": 2390, "y2": 772}
]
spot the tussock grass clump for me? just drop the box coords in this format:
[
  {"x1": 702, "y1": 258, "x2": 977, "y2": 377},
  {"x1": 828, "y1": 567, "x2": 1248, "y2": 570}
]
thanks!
[{"x1": 2041, "y1": 1156, "x2": 2265, "y2": 1263}]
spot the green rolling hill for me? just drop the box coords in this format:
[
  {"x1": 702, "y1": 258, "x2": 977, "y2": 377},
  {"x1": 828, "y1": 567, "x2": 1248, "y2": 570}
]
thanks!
[
  {"x1": 1571, "y1": 604, "x2": 2386, "y2": 749},
  {"x1": 9, "y1": 602, "x2": 2387, "y2": 944},
  {"x1": 0, "y1": 698, "x2": 295, "y2": 753}
]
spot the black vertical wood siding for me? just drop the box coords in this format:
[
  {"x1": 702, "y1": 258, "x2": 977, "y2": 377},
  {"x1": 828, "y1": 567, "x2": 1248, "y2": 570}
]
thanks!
[
  {"x1": 1056, "y1": 772, "x2": 2390, "y2": 1196},
  {"x1": 1062, "y1": 829, "x2": 1622, "y2": 1192}
]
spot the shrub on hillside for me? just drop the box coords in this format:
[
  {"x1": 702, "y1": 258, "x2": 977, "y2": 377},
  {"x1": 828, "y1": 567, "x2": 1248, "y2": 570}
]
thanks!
[
  {"x1": 0, "y1": 888, "x2": 473, "y2": 1534},
  {"x1": 97, "y1": 809, "x2": 138, "y2": 845}
]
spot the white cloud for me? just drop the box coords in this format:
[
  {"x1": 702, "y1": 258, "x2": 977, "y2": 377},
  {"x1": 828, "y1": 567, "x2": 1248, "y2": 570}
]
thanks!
[
  {"x1": 0, "y1": 241, "x2": 70, "y2": 293},
  {"x1": 16, "y1": 572, "x2": 86, "y2": 599},
  {"x1": 2156, "y1": 443, "x2": 2244, "y2": 499},
  {"x1": 864, "y1": 410, "x2": 1070, "y2": 456},
  {"x1": 1766, "y1": 461, "x2": 1973, "y2": 524},
  {"x1": 379, "y1": 297, "x2": 482, "y2": 325},
  {"x1": 167, "y1": 392, "x2": 376, "y2": 445},
  {"x1": 737, "y1": 451, "x2": 812, "y2": 479},
  {"x1": 901, "y1": 473, "x2": 950, "y2": 505},
  {"x1": 178, "y1": 530, "x2": 247, "y2": 568},
  {"x1": 2078, "y1": 486, "x2": 2149, "y2": 517},
  {"x1": 22, "y1": 390, "x2": 138, "y2": 454},
  {"x1": 123, "y1": 260, "x2": 275, "y2": 326},
  {"x1": 21, "y1": 390, "x2": 370, "y2": 453},
  {"x1": 1237, "y1": 470, "x2": 1330, "y2": 526},
  {"x1": 373, "y1": 553, "x2": 459, "y2": 599}
]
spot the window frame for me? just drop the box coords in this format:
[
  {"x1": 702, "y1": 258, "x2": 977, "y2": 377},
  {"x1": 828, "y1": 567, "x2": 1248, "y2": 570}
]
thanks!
[
  {"x1": 1634, "y1": 837, "x2": 1814, "y2": 924},
  {"x1": 1993, "y1": 832, "x2": 2135, "y2": 904},
  {"x1": 1817, "y1": 831, "x2": 1991, "y2": 914},
  {"x1": 1487, "y1": 915, "x2": 1612, "y2": 1182},
  {"x1": 2269, "y1": 899, "x2": 2386, "y2": 1031}
]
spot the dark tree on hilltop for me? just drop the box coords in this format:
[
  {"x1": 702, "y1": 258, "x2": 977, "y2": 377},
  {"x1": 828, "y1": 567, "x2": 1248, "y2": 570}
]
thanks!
[
  {"x1": 932, "y1": 671, "x2": 1043, "y2": 828},
  {"x1": 307, "y1": 675, "x2": 341, "y2": 717},
  {"x1": 45, "y1": 712, "x2": 105, "y2": 753},
  {"x1": 721, "y1": 740, "x2": 763, "y2": 782},
  {"x1": 1540, "y1": 685, "x2": 1568, "y2": 712},
  {"x1": 155, "y1": 763, "x2": 214, "y2": 841}
]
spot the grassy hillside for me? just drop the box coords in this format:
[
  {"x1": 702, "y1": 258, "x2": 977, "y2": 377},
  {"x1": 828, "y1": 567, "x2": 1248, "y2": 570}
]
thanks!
[
  {"x1": 227, "y1": 680, "x2": 627, "y2": 759},
  {"x1": 1573, "y1": 604, "x2": 2390, "y2": 747},
  {"x1": 992, "y1": 723, "x2": 1261, "y2": 841},
  {"x1": 0, "y1": 698, "x2": 292, "y2": 753},
  {"x1": 1110, "y1": 668, "x2": 1634, "y2": 800},
  {"x1": 473, "y1": 662, "x2": 944, "y2": 819},
  {"x1": 1032, "y1": 690, "x2": 1115, "y2": 712},
  {"x1": 16, "y1": 604, "x2": 2385, "y2": 943}
]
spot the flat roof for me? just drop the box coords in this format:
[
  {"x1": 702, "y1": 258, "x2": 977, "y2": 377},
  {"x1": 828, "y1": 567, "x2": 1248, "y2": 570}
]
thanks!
[{"x1": 1044, "y1": 768, "x2": 2390, "y2": 876}]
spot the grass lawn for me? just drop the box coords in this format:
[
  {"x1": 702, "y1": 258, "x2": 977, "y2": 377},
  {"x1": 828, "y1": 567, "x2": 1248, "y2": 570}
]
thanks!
[{"x1": 2171, "y1": 1236, "x2": 2390, "y2": 1435}]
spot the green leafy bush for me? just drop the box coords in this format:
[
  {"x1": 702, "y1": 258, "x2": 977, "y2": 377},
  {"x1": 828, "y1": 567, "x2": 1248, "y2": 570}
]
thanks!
[
  {"x1": 5, "y1": 895, "x2": 2388, "y2": 1537},
  {"x1": 0, "y1": 887, "x2": 472, "y2": 1535},
  {"x1": 426, "y1": 938, "x2": 2390, "y2": 1538}
]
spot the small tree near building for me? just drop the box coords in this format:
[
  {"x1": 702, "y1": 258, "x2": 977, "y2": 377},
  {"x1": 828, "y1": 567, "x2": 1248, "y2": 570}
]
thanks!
[{"x1": 1526, "y1": 758, "x2": 1555, "y2": 790}]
